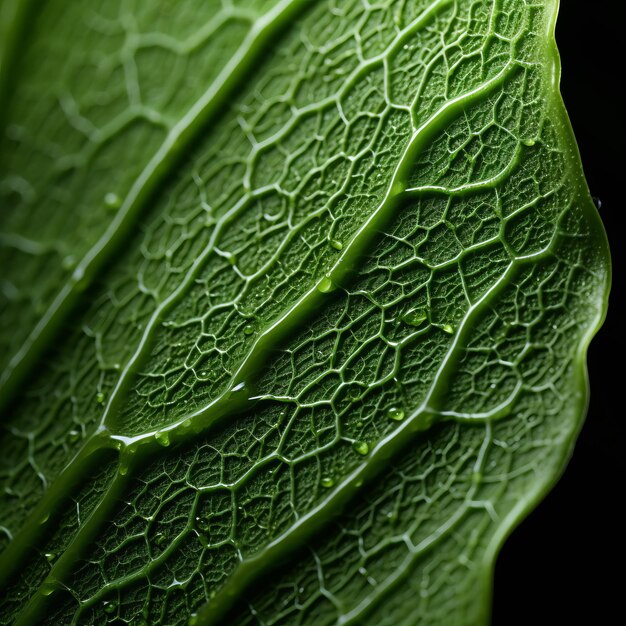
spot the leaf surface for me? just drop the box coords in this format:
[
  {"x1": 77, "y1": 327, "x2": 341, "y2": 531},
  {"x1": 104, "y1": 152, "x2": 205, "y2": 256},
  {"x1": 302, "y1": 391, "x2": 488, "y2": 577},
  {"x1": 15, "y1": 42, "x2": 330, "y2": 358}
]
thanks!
[{"x1": 0, "y1": 1, "x2": 609, "y2": 625}]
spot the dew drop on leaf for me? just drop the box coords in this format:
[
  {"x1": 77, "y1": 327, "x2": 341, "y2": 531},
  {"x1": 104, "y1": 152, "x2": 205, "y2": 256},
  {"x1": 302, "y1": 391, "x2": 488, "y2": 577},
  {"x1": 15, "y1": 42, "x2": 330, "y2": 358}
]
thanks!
[
  {"x1": 317, "y1": 275, "x2": 336, "y2": 293},
  {"x1": 155, "y1": 431, "x2": 170, "y2": 447},
  {"x1": 401, "y1": 308, "x2": 427, "y2": 327},
  {"x1": 40, "y1": 583, "x2": 56, "y2": 597},
  {"x1": 67, "y1": 429, "x2": 80, "y2": 443},
  {"x1": 387, "y1": 407, "x2": 405, "y2": 421},
  {"x1": 353, "y1": 440, "x2": 369, "y2": 456},
  {"x1": 320, "y1": 476, "x2": 334, "y2": 488},
  {"x1": 104, "y1": 192, "x2": 121, "y2": 209},
  {"x1": 61, "y1": 255, "x2": 76, "y2": 270},
  {"x1": 103, "y1": 600, "x2": 117, "y2": 614}
]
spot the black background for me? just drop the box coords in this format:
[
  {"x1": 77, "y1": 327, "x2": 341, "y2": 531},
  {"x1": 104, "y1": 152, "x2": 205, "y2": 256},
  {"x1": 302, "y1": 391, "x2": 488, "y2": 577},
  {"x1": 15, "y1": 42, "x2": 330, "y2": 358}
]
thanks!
[{"x1": 493, "y1": 3, "x2": 623, "y2": 624}]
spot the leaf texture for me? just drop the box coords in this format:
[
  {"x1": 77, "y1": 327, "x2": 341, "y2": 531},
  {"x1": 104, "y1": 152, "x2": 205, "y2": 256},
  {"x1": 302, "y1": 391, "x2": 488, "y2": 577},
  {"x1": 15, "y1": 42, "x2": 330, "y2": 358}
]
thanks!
[{"x1": 0, "y1": 1, "x2": 609, "y2": 625}]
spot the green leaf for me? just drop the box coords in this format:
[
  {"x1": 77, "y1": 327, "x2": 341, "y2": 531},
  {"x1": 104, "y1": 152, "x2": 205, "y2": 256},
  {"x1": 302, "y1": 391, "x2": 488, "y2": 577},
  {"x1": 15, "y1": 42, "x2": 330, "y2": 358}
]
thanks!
[{"x1": 0, "y1": 1, "x2": 609, "y2": 625}]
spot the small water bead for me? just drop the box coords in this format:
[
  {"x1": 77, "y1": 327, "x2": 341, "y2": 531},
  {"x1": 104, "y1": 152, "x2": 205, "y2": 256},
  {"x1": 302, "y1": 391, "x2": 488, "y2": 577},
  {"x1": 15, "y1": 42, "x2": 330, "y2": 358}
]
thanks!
[
  {"x1": 320, "y1": 476, "x2": 334, "y2": 488},
  {"x1": 103, "y1": 600, "x2": 118, "y2": 614},
  {"x1": 522, "y1": 138, "x2": 536, "y2": 147},
  {"x1": 329, "y1": 238, "x2": 343, "y2": 250},
  {"x1": 104, "y1": 192, "x2": 121, "y2": 209},
  {"x1": 61, "y1": 255, "x2": 76, "y2": 270},
  {"x1": 67, "y1": 429, "x2": 80, "y2": 443},
  {"x1": 243, "y1": 323, "x2": 254, "y2": 336},
  {"x1": 44, "y1": 552, "x2": 56, "y2": 563},
  {"x1": 73, "y1": 266, "x2": 90, "y2": 292},
  {"x1": 387, "y1": 406, "x2": 405, "y2": 422},
  {"x1": 96, "y1": 392, "x2": 105, "y2": 404},
  {"x1": 401, "y1": 308, "x2": 427, "y2": 327},
  {"x1": 353, "y1": 440, "x2": 369, "y2": 456},
  {"x1": 441, "y1": 324, "x2": 455, "y2": 334},
  {"x1": 40, "y1": 582, "x2": 57, "y2": 596},
  {"x1": 155, "y1": 431, "x2": 170, "y2": 447},
  {"x1": 317, "y1": 275, "x2": 336, "y2": 293}
]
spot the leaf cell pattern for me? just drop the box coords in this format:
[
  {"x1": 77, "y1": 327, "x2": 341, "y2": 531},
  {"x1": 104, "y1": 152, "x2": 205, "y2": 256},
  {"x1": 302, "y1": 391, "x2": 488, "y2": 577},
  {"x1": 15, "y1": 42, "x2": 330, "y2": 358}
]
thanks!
[{"x1": 0, "y1": 1, "x2": 609, "y2": 625}]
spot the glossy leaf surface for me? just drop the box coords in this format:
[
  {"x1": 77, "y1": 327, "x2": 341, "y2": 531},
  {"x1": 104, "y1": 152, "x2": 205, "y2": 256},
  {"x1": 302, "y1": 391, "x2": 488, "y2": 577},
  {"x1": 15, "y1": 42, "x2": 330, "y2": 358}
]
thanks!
[{"x1": 0, "y1": 1, "x2": 609, "y2": 624}]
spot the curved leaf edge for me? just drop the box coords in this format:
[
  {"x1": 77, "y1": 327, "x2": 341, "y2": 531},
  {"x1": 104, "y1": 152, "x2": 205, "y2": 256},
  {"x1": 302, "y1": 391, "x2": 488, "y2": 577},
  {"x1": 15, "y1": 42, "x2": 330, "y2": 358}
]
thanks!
[{"x1": 474, "y1": 1, "x2": 610, "y2": 623}]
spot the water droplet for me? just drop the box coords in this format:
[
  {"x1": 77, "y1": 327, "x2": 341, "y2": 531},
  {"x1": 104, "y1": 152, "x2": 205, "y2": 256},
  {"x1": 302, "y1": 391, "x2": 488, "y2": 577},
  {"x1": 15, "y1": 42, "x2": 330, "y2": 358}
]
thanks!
[
  {"x1": 61, "y1": 255, "x2": 76, "y2": 270},
  {"x1": 243, "y1": 323, "x2": 254, "y2": 336},
  {"x1": 44, "y1": 552, "x2": 56, "y2": 563},
  {"x1": 353, "y1": 441, "x2": 369, "y2": 456},
  {"x1": 402, "y1": 308, "x2": 427, "y2": 327},
  {"x1": 96, "y1": 392, "x2": 105, "y2": 404},
  {"x1": 39, "y1": 513, "x2": 50, "y2": 525},
  {"x1": 441, "y1": 324, "x2": 455, "y2": 334},
  {"x1": 387, "y1": 407, "x2": 405, "y2": 422},
  {"x1": 40, "y1": 582, "x2": 56, "y2": 596},
  {"x1": 182, "y1": 418, "x2": 192, "y2": 429},
  {"x1": 317, "y1": 275, "x2": 336, "y2": 293},
  {"x1": 73, "y1": 266, "x2": 89, "y2": 292},
  {"x1": 522, "y1": 138, "x2": 536, "y2": 147},
  {"x1": 320, "y1": 476, "x2": 334, "y2": 488},
  {"x1": 104, "y1": 192, "x2": 121, "y2": 209},
  {"x1": 155, "y1": 431, "x2": 170, "y2": 447},
  {"x1": 119, "y1": 462, "x2": 129, "y2": 476},
  {"x1": 103, "y1": 600, "x2": 117, "y2": 614},
  {"x1": 329, "y1": 238, "x2": 343, "y2": 250},
  {"x1": 67, "y1": 429, "x2": 80, "y2": 443},
  {"x1": 593, "y1": 196, "x2": 602, "y2": 210}
]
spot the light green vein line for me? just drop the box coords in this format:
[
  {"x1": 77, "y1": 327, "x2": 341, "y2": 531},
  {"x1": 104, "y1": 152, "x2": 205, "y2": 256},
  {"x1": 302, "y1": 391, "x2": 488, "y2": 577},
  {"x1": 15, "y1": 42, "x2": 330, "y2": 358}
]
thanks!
[
  {"x1": 0, "y1": 433, "x2": 117, "y2": 590},
  {"x1": 14, "y1": 470, "x2": 132, "y2": 626},
  {"x1": 110, "y1": 55, "x2": 522, "y2": 451},
  {"x1": 336, "y1": 423, "x2": 494, "y2": 626},
  {"x1": 0, "y1": 0, "x2": 316, "y2": 597},
  {"x1": 93, "y1": 0, "x2": 456, "y2": 439},
  {"x1": 0, "y1": 0, "x2": 314, "y2": 413},
  {"x1": 193, "y1": 262, "x2": 519, "y2": 626}
]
